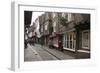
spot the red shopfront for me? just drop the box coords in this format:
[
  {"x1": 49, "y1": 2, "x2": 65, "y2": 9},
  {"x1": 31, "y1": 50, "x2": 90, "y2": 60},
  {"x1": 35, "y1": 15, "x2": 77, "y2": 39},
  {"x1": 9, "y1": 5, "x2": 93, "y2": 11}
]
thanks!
[{"x1": 49, "y1": 32, "x2": 63, "y2": 50}]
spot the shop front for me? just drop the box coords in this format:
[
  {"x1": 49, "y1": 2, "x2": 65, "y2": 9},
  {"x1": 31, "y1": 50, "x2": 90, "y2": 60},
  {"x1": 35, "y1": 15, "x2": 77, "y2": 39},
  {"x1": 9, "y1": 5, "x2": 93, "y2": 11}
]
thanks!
[
  {"x1": 63, "y1": 31, "x2": 76, "y2": 52},
  {"x1": 49, "y1": 32, "x2": 63, "y2": 50}
]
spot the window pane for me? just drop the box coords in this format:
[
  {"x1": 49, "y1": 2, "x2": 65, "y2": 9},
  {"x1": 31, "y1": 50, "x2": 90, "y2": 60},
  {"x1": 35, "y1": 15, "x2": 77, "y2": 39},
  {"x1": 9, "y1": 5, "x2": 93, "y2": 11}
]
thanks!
[
  {"x1": 67, "y1": 41, "x2": 69, "y2": 48},
  {"x1": 83, "y1": 32, "x2": 88, "y2": 40},
  {"x1": 83, "y1": 40, "x2": 88, "y2": 47},
  {"x1": 70, "y1": 41, "x2": 72, "y2": 49},
  {"x1": 67, "y1": 34, "x2": 69, "y2": 41},
  {"x1": 82, "y1": 31, "x2": 90, "y2": 48},
  {"x1": 70, "y1": 34, "x2": 72, "y2": 40},
  {"x1": 64, "y1": 41, "x2": 66, "y2": 47}
]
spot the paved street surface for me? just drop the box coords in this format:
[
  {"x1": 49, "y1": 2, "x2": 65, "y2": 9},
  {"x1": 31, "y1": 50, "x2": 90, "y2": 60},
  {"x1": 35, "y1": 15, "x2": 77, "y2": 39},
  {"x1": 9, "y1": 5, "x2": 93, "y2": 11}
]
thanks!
[{"x1": 24, "y1": 44, "x2": 75, "y2": 61}]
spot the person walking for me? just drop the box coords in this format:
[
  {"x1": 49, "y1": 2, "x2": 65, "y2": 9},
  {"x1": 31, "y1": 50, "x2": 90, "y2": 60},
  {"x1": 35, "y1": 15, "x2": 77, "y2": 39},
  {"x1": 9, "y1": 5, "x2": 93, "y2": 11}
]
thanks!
[
  {"x1": 41, "y1": 39, "x2": 44, "y2": 48},
  {"x1": 48, "y1": 39, "x2": 53, "y2": 49},
  {"x1": 25, "y1": 33, "x2": 28, "y2": 49}
]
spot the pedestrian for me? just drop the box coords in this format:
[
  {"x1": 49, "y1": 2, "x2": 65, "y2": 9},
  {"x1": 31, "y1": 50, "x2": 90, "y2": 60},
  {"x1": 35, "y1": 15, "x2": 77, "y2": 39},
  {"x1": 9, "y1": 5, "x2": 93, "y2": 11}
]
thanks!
[
  {"x1": 48, "y1": 39, "x2": 52, "y2": 49},
  {"x1": 25, "y1": 33, "x2": 28, "y2": 49},
  {"x1": 41, "y1": 40, "x2": 44, "y2": 48}
]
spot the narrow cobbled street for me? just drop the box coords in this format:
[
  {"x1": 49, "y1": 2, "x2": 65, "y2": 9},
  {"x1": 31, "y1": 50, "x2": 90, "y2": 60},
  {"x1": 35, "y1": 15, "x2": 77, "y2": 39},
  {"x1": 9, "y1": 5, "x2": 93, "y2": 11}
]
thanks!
[{"x1": 24, "y1": 44, "x2": 75, "y2": 61}]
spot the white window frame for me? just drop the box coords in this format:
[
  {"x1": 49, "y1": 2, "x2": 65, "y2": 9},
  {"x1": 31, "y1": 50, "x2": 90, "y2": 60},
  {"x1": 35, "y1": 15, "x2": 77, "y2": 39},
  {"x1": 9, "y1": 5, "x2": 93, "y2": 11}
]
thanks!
[
  {"x1": 63, "y1": 32, "x2": 75, "y2": 51},
  {"x1": 82, "y1": 30, "x2": 90, "y2": 49}
]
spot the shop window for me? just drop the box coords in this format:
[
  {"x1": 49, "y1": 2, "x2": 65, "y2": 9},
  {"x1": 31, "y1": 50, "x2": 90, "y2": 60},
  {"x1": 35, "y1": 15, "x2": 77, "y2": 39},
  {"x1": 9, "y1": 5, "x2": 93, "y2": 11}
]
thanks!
[
  {"x1": 63, "y1": 33, "x2": 75, "y2": 50},
  {"x1": 82, "y1": 30, "x2": 90, "y2": 49}
]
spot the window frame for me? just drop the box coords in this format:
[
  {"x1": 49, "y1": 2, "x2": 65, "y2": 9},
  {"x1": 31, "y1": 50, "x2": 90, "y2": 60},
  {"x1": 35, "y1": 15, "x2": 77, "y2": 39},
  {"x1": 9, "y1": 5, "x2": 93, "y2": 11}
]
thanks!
[
  {"x1": 63, "y1": 32, "x2": 75, "y2": 50},
  {"x1": 82, "y1": 30, "x2": 90, "y2": 49}
]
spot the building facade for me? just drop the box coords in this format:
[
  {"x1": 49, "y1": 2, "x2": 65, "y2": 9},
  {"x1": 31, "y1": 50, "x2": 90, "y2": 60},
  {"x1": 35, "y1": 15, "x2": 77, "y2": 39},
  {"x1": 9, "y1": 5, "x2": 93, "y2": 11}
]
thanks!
[
  {"x1": 61, "y1": 13, "x2": 90, "y2": 58},
  {"x1": 33, "y1": 12, "x2": 90, "y2": 58}
]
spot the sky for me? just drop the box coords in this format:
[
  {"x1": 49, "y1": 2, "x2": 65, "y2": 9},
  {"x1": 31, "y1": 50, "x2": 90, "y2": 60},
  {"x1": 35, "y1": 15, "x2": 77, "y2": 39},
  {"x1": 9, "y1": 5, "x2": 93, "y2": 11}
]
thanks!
[
  {"x1": 30, "y1": 12, "x2": 45, "y2": 26},
  {"x1": 30, "y1": 12, "x2": 45, "y2": 38}
]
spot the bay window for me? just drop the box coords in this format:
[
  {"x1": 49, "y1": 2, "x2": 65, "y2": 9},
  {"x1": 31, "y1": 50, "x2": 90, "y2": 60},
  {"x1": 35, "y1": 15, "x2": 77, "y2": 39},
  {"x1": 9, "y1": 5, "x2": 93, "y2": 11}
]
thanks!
[{"x1": 63, "y1": 32, "x2": 76, "y2": 50}]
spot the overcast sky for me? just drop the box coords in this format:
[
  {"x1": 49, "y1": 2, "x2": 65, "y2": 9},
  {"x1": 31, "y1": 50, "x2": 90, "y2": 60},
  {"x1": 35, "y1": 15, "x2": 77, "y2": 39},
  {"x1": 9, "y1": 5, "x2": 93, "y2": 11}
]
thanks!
[
  {"x1": 30, "y1": 12, "x2": 44, "y2": 26},
  {"x1": 30, "y1": 12, "x2": 45, "y2": 38}
]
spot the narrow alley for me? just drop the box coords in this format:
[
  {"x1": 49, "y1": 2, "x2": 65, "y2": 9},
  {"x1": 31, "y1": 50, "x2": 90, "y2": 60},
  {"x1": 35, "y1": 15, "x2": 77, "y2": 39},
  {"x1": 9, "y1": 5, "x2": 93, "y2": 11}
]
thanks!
[
  {"x1": 24, "y1": 44, "x2": 75, "y2": 61},
  {"x1": 24, "y1": 11, "x2": 90, "y2": 61}
]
